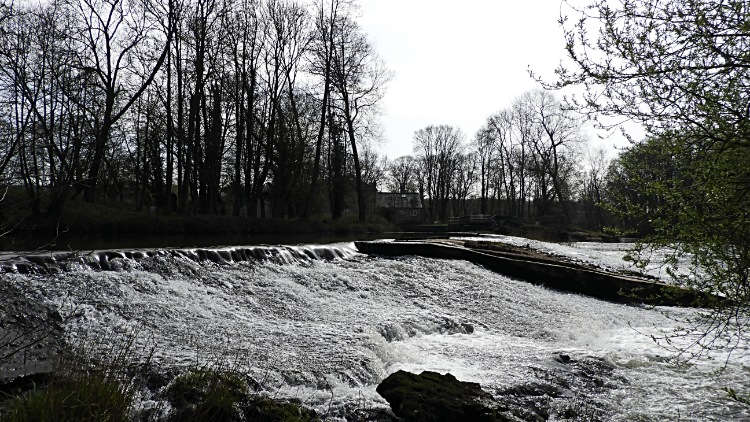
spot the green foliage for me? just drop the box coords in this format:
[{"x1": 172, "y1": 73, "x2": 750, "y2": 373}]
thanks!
[
  {"x1": 165, "y1": 368, "x2": 319, "y2": 422},
  {"x1": 0, "y1": 341, "x2": 323, "y2": 422},
  {"x1": 543, "y1": 0, "x2": 750, "y2": 143},
  {"x1": 600, "y1": 226, "x2": 636, "y2": 238},
  {"x1": 606, "y1": 133, "x2": 750, "y2": 296},
  {"x1": 166, "y1": 369, "x2": 247, "y2": 422},
  {"x1": 543, "y1": 0, "x2": 750, "y2": 360},
  {"x1": 1, "y1": 373, "x2": 132, "y2": 422},
  {"x1": 604, "y1": 132, "x2": 750, "y2": 360},
  {"x1": 244, "y1": 396, "x2": 319, "y2": 422}
]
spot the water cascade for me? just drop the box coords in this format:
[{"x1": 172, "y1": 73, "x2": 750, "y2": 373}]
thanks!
[{"x1": 1, "y1": 238, "x2": 748, "y2": 421}]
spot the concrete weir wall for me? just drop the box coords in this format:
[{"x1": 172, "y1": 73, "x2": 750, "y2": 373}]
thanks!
[{"x1": 354, "y1": 241, "x2": 716, "y2": 307}]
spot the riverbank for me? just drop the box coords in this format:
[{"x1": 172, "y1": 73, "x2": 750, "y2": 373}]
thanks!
[
  {"x1": 0, "y1": 201, "x2": 399, "y2": 251},
  {"x1": 400, "y1": 223, "x2": 625, "y2": 243}
]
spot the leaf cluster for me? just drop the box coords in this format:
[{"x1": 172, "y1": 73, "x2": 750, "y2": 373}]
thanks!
[
  {"x1": 545, "y1": 0, "x2": 750, "y2": 146},
  {"x1": 604, "y1": 131, "x2": 750, "y2": 361},
  {"x1": 541, "y1": 0, "x2": 750, "y2": 360}
]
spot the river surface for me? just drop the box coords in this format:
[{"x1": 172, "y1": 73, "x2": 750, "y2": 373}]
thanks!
[{"x1": 2, "y1": 235, "x2": 749, "y2": 421}]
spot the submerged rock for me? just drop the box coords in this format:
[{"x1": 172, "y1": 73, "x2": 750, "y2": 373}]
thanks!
[{"x1": 376, "y1": 370, "x2": 500, "y2": 422}]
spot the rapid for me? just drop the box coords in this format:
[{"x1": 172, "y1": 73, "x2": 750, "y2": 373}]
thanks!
[{"x1": 2, "y1": 236, "x2": 749, "y2": 421}]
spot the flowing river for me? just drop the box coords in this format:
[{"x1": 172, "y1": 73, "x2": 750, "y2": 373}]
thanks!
[{"x1": 2, "y1": 236, "x2": 749, "y2": 421}]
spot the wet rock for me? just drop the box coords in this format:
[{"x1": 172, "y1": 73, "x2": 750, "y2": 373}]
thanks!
[
  {"x1": 244, "y1": 395, "x2": 319, "y2": 422},
  {"x1": 555, "y1": 354, "x2": 572, "y2": 364},
  {"x1": 376, "y1": 370, "x2": 501, "y2": 422},
  {"x1": 498, "y1": 382, "x2": 563, "y2": 398},
  {"x1": 440, "y1": 319, "x2": 474, "y2": 335}
]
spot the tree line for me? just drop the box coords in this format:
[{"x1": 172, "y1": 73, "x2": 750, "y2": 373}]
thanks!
[
  {"x1": 0, "y1": 0, "x2": 655, "y2": 236},
  {"x1": 0, "y1": 0, "x2": 390, "y2": 222},
  {"x1": 0, "y1": 0, "x2": 654, "y2": 233},
  {"x1": 381, "y1": 90, "x2": 612, "y2": 228}
]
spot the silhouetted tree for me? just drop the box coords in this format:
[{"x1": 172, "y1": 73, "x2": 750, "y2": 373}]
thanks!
[
  {"x1": 329, "y1": 11, "x2": 390, "y2": 222},
  {"x1": 413, "y1": 125, "x2": 464, "y2": 223},
  {"x1": 386, "y1": 155, "x2": 417, "y2": 194}
]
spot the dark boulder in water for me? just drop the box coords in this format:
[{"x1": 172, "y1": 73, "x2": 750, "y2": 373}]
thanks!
[{"x1": 376, "y1": 370, "x2": 502, "y2": 422}]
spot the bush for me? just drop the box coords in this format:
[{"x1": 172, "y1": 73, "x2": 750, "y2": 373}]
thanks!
[
  {"x1": 165, "y1": 368, "x2": 319, "y2": 422},
  {"x1": 166, "y1": 369, "x2": 247, "y2": 422},
  {"x1": 244, "y1": 395, "x2": 319, "y2": 422}
]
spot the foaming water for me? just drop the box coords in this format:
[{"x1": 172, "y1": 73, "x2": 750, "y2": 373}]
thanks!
[
  {"x1": 0, "y1": 242, "x2": 361, "y2": 273},
  {"x1": 2, "y1": 241, "x2": 748, "y2": 420},
  {"x1": 456, "y1": 234, "x2": 697, "y2": 280}
]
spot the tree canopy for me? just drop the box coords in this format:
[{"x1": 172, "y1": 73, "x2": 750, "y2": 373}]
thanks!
[
  {"x1": 544, "y1": 0, "x2": 750, "y2": 360},
  {"x1": 544, "y1": 0, "x2": 750, "y2": 145}
]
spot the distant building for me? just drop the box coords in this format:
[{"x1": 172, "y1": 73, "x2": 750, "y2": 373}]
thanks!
[{"x1": 375, "y1": 192, "x2": 426, "y2": 225}]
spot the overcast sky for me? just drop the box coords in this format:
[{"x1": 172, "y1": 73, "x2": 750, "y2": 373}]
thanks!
[{"x1": 356, "y1": 0, "x2": 635, "y2": 160}]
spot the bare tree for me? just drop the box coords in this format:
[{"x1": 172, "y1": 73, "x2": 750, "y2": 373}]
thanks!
[
  {"x1": 0, "y1": 0, "x2": 393, "y2": 223},
  {"x1": 329, "y1": 11, "x2": 390, "y2": 222},
  {"x1": 0, "y1": 2, "x2": 97, "y2": 215},
  {"x1": 386, "y1": 155, "x2": 417, "y2": 193},
  {"x1": 579, "y1": 146, "x2": 609, "y2": 231},
  {"x1": 69, "y1": 0, "x2": 173, "y2": 203},
  {"x1": 359, "y1": 143, "x2": 385, "y2": 190},
  {"x1": 413, "y1": 125, "x2": 464, "y2": 223},
  {"x1": 528, "y1": 90, "x2": 584, "y2": 216},
  {"x1": 450, "y1": 151, "x2": 478, "y2": 217},
  {"x1": 476, "y1": 91, "x2": 584, "y2": 219},
  {"x1": 473, "y1": 125, "x2": 497, "y2": 214},
  {"x1": 267, "y1": 0, "x2": 311, "y2": 218},
  {"x1": 0, "y1": 0, "x2": 13, "y2": 27},
  {"x1": 483, "y1": 109, "x2": 517, "y2": 215},
  {"x1": 300, "y1": 0, "x2": 348, "y2": 219},
  {"x1": 223, "y1": 0, "x2": 262, "y2": 217}
]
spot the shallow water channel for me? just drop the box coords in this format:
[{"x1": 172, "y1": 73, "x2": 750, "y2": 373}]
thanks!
[{"x1": 2, "y1": 237, "x2": 749, "y2": 420}]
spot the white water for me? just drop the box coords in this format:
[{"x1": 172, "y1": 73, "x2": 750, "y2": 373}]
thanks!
[
  {"x1": 2, "y1": 240, "x2": 749, "y2": 421},
  {"x1": 455, "y1": 234, "x2": 696, "y2": 280}
]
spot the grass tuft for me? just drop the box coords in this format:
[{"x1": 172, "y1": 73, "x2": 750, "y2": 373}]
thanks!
[
  {"x1": 2, "y1": 372, "x2": 132, "y2": 422},
  {"x1": 0, "y1": 334, "x2": 145, "y2": 422}
]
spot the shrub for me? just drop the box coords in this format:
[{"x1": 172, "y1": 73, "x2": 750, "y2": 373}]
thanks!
[
  {"x1": 244, "y1": 395, "x2": 319, "y2": 422},
  {"x1": 0, "y1": 338, "x2": 142, "y2": 422},
  {"x1": 0, "y1": 328, "x2": 152, "y2": 422},
  {"x1": 166, "y1": 368, "x2": 247, "y2": 422},
  {"x1": 164, "y1": 366, "x2": 321, "y2": 422}
]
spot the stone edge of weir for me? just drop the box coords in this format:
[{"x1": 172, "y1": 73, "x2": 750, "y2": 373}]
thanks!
[{"x1": 353, "y1": 240, "x2": 721, "y2": 308}]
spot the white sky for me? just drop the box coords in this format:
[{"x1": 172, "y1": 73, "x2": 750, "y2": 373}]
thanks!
[{"x1": 357, "y1": 0, "x2": 637, "y2": 160}]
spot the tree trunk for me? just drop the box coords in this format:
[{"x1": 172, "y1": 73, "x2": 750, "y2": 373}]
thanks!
[
  {"x1": 84, "y1": 88, "x2": 114, "y2": 203},
  {"x1": 341, "y1": 93, "x2": 365, "y2": 223}
]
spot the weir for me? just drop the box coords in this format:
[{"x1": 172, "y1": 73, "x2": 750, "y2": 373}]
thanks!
[
  {"x1": 2, "y1": 239, "x2": 748, "y2": 420},
  {"x1": 0, "y1": 243, "x2": 360, "y2": 274},
  {"x1": 354, "y1": 239, "x2": 718, "y2": 307}
]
